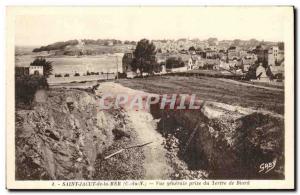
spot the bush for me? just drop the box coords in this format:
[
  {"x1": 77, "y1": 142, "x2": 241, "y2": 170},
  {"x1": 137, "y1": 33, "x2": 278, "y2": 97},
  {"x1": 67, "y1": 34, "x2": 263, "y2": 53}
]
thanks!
[
  {"x1": 166, "y1": 57, "x2": 185, "y2": 69},
  {"x1": 64, "y1": 73, "x2": 70, "y2": 77},
  {"x1": 74, "y1": 73, "x2": 80, "y2": 76},
  {"x1": 55, "y1": 74, "x2": 62, "y2": 77},
  {"x1": 15, "y1": 75, "x2": 49, "y2": 107}
]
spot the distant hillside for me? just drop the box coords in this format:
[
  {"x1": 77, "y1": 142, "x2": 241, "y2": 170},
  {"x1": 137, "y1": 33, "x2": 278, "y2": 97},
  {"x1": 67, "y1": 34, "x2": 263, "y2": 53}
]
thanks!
[
  {"x1": 32, "y1": 39, "x2": 137, "y2": 55},
  {"x1": 33, "y1": 40, "x2": 79, "y2": 52}
]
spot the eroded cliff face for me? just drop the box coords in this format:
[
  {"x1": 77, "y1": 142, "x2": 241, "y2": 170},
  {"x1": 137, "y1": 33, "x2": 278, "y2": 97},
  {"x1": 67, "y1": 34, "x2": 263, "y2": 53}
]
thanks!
[
  {"x1": 15, "y1": 89, "x2": 118, "y2": 180},
  {"x1": 152, "y1": 100, "x2": 284, "y2": 179}
]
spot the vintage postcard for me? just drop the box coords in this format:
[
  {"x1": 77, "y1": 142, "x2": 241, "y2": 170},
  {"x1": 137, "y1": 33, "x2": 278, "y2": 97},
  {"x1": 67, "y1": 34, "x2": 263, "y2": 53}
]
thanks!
[{"x1": 6, "y1": 6, "x2": 294, "y2": 190}]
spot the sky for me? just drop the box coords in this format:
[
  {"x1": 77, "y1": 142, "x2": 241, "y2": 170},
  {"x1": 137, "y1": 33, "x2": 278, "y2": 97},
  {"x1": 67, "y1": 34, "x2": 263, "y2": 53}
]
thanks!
[{"x1": 14, "y1": 6, "x2": 291, "y2": 46}]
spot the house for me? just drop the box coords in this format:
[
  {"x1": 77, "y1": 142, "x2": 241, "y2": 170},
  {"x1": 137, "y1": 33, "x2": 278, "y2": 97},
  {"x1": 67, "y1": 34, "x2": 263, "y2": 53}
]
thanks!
[
  {"x1": 126, "y1": 71, "x2": 138, "y2": 79},
  {"x1": 161, "y1": 65, "x2": 166, "y2": 73},
  {"x1": 227, "y1": 46, "x2": 240, "y2": 60},
  {"x1": 228, "y1": 59, "x2": 242, "y2": 69},
  {"x1": 218, "y1": 50, "x2": 228, "y2": 61},
  {"x1": 219, "y1": 61, "x2": 230, "y2": 70},
  {"x1": 29, "y1": 65, "x2": 43, "y2": 75},
  {"x1": 243, "y1": 64, "x2": 251, "y2": 72},
  {"x1": 187, "y1": 55, "x2": 201, "y2": 70},
  {"x1": 15, "y1": 67, "x2": 29, "y2": 76},
  {"x1": 205, "y1": 50, "x2": 218, "y2": 59},
  {"x1": 268, "y1": 46, "x2": 279, "y2": 66},
  {"x1": 256, "y1": 63, "x2": 269, "y2": 81},
  {"x1": 269, "y1": 60, "x2": 284, "y2": 78},
  {"x1": 213, "y1": 64, "x2": 220, "y2": 70},
  {"x1": 170, "y1": 66, "x2": 188, "y2": 73}
]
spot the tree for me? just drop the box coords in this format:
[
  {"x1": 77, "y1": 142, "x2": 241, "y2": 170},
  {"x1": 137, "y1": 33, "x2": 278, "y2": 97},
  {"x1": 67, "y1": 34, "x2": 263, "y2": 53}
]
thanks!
[
  {"x1": 188, "y1": 46, "x2": 196, "y2": 52},
  {"x1": 131, "y1": 39, "x2": 157, "y2": 75},
  {"x1": 166, "y1": 57, "x2": 185, "y2": 69},
  {"x1": 30, "y1": 57, "x2": 53, "y2": 78}
]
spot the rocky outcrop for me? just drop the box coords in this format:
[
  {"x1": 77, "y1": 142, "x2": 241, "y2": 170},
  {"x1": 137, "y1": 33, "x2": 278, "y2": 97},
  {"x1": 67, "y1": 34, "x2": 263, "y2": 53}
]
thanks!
[
  {"x1": 15, "y1": 89, "x2": 120, "y2": 180},
  {"x1": 152, "y1": 100, "x2": 284, "y2": 179}
]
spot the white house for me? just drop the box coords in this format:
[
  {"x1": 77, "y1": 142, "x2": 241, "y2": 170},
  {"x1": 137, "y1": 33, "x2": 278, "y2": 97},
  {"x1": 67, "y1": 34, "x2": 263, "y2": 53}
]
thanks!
[
  {"x1": 219, "y1": 61, "x2": 230, "y2": 70},
  {"x1": 187, "y1": 55, "x2": 201, "y2": 70},
  {"x1": 29, "y1": 66, "x2": 43, "y2": 75},
  {"x1": 161, "y1": 65, "x2": 167, "y2": 73},
  {"x1": 256, "y1": 64, "x2": 269, "y2": 81}
]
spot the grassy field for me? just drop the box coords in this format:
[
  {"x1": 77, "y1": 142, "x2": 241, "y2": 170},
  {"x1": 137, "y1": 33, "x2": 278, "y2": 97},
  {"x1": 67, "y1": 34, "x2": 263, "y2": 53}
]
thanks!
[
  {"x1": 15, "y1": 54, "x2": 123, "y2": 74},
  {"x1": 117, "y1": 76, "x2": 284, "y2": 114}
]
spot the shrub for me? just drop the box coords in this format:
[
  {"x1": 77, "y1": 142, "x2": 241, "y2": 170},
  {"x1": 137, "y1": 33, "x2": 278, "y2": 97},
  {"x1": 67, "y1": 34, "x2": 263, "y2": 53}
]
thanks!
[
  {"x1": 166, "y1": 57, "x2": 185, "y2": 69},
  {"x1": 74, "y1": 73, "x2": 80, "y2": 76},
  {"x1": 55, "y1": 74, "x2": 62, "y2": 77},
  {"x1": 15, "y1": 75, "x2": 49, "y2": 107}
]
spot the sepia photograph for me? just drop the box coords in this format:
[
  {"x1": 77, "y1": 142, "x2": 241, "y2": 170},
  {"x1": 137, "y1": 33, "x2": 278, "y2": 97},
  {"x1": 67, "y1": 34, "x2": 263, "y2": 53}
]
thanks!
[{"x1": 6, "y1": 6, "x2": 295, "y2": 190}]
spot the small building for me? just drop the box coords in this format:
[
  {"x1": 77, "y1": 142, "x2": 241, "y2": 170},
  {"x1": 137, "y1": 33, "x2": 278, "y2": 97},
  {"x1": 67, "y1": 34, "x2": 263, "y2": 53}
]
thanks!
[
  {"x1": 242, "y1": 54, "x2": 256, "y2": 72},
  {"x1": 29, "y1": 65, "x2": 43, "y2": 75},
  {"x1": 126, "y1": 71, "x2": 138, "y2": 79},
  {"x1": 205, "y1": 50, "x2": 218, "y2": 59},
  {"x1": 243, "y1": 64, "x2": 251, "y2": 72},
  {"x1": 269, "y1": 60, "x2": 284, "y2": 79},
  {"x1": 161, "y1": 65, "x2": 166, "y2": 73},
  {"x1": 170, "y1": 66, "x2": 188, "y2": 73},
  {"x1": 256, "y1": 64, "x2": 269, "y2": 81},
  {"x1": 255, "y1": 45, "x2": 269, "y2": 65},
  {"x1": 228, "y1": 59, "x2": 242, "y2": 69},
  {"x1": 218, "y1": 50, "x2": 228, "y2": 61},
  {"x1": 202, "y1": 58, "x2": 220, "y2": 70}
]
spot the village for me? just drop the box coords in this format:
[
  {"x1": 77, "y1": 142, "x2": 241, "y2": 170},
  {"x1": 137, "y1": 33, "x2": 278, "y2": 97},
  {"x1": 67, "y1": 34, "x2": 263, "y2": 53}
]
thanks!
[
  {"x1": 122, "y1": 38, "x2": 284, "y2": 82},
  {"x1": 15, "y1": 37, "x2": 284, "y2": 86}
]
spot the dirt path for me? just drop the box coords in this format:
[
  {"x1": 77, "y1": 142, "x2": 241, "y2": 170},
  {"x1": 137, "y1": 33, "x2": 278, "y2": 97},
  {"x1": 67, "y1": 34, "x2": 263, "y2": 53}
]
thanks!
[
  {"x1": 96, "y1": 82, "x2": 172, "y2": 179},
  {"x1": 127, "y1": 110, "x2": 172, "y2": 179}
]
